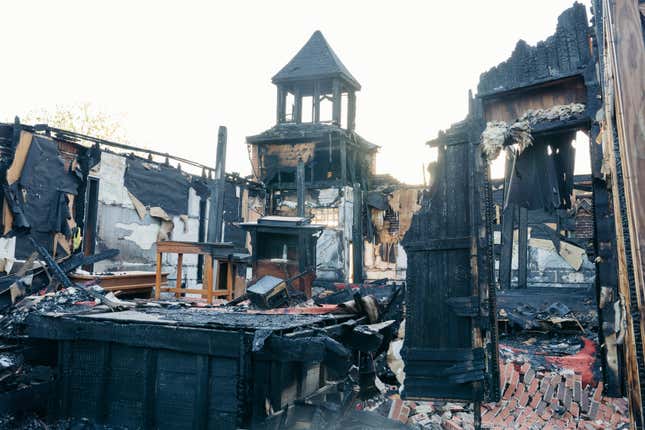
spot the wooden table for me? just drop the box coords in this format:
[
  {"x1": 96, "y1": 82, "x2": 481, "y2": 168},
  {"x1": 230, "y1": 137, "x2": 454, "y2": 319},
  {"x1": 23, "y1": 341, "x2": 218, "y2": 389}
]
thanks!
[
  {"x1": 154, "y1": 241, "x2": 238, "y2": 304},
  {"x1": 71, "y1": 271, "x2": 168, "y2": 297}
]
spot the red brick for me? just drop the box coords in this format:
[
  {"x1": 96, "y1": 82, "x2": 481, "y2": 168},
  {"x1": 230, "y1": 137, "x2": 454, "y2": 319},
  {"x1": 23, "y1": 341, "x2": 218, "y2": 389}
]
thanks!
[
  {"x1": 398, "y1": 404, "x2": 410, "y2": 423},
  {"x1": 388, "y1": 398, "x2": 403, "y2": 420},
  {"x1": 550, "y1": 397, "x2": 560, "y2": 409},
  {"x1": 603, "y1": 402, "x2": 613, "y2": 422},
  {"x1": 503, "y1": 370, "x2": 519, "y2": 400},
  {"x1": 570, "y1": 401, "x2": 579, "y2": 418},
  {"x1": 573, "y1": 379, "x2": 582, "y2": 403},
  {"x1": 557, "y1": 381, "x2": 566, "y2": 401},
  {"x1": 518, "y1": 389, "x2": 530, "y2": 408},
  {"x1": 588, "y1": 400, "x2": 600, "y2": 420},
  {"x1": 530, "y1": 392, "x2": 543, "y2": 409},
  {"x1": 520, "y1": 362, "x2": 531, "y2": 374},
  {"x1": 442, "y1": 418, "x2": 463, "y2": 430},
  {"x1": 563, "y1": 386, "x2": 573, "y2": 410},
  {"x1": 565, "y1": 374, "x2": 574, "y2": 389},
  {"x1": 527, "y1": 376, "x2": 539, "y2": 394},
  {"x1": 593, "y1": 381, "x2": 604, "y2": 402}
]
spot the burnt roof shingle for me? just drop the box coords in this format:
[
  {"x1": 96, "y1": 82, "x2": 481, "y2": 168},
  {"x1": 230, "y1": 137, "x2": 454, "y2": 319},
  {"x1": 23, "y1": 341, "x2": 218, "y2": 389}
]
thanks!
[{"x1": 272, "y1": 31, "x2": 360, "y2": 90}]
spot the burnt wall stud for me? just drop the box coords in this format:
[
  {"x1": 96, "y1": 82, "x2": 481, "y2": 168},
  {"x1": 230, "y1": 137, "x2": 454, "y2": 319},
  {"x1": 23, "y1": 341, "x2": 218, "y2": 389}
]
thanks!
[
  {"x1": 332, "y1": 79, "x2": 342, "y2": 125},
  {"x1": 208, "y1": 126, "x2": 227, "y2": 243},
  {"x1": 296, "y1": 158, "x2": 305, "y2": 217}
]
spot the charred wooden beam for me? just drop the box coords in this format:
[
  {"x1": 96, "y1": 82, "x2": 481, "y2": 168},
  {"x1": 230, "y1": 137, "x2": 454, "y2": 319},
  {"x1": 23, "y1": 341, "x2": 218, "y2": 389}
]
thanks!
[
  {"x1": 517, "y1": 207, "x2": 528, "y2": 289},
  {"x1": 294, "y1": 87, "x2": 302, "y2": 123},
  {"x1": 352, "y1": 185, "x2": 363, "y2": 283},
  {"x1": 208, "y1": 126, "x2": 227, "y2": 243},
  {"x1": 313, "y1": 80, "x2": 321, "y2": 123},
  {"x1": 332, "y1": 79, "x2": 341, "y2": 126},
  {"x1": 276, "y1": 86, "x2": 286, "y2": 123},
  {"x1": 296, "y1": 158, "x2": 305, "y2": 218},
  {"x1": 348, "y1": 91, "x2": 356, "y2": 131}
]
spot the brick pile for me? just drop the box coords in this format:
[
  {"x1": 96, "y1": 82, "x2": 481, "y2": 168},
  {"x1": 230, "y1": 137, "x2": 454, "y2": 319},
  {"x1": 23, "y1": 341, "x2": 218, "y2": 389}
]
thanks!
[
  {"x1": 482, "y1": 361, "x2": 629, "y2": 429},
  {"x1": 380, "y1": 360, "x2": 629, "y2": 429}
]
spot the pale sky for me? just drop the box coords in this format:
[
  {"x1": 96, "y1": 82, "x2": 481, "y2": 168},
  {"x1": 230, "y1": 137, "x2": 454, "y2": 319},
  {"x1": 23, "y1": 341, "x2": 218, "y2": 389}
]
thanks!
[{"x1": 1, "y1": 0, "x2": 591, "y2": 184}]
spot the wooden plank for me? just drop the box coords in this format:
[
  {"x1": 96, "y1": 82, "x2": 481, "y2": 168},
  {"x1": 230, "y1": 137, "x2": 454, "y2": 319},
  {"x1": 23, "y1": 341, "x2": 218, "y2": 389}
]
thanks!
[
  {"x1": 175, "y1": 253, "x2": 183, "y2": 298},
  {"x1": 155, "y1": 252, "x2": 163, "y2": 300},
  {"x1": 205, "y1": 255, "x2": 213, "y2": 304},
  {"x1": 226, "y1": 262, "x2": 233, "y2": 301},
  {"x1": 605, "y1": 1, "x2": 645, "y2": 424}
]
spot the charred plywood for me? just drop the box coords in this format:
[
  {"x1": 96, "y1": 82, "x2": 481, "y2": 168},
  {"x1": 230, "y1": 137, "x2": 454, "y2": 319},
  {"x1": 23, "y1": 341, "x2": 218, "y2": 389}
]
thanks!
[{"x1": 483, "y1": 76, "x2": 587, "y2": 123}]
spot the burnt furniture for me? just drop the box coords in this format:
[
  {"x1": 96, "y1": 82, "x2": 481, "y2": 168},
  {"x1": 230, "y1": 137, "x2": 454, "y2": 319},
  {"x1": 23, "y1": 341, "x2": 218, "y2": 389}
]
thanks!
[
  {"x1": 154, "y1": 241, "x2": 247, "y2": 303},
  {"x1": 70, "y1": 271, "x2": 168, "y2": 297},
  {"x1": 240, "y1": 216, "x2": 323, "y2": 297}
]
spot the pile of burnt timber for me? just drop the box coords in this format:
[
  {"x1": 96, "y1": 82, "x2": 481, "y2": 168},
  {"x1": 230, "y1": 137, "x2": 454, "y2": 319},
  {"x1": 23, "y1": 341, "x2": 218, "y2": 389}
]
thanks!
[{"x1": 0, "y1": 264, "x2": 403, "y2": 429}]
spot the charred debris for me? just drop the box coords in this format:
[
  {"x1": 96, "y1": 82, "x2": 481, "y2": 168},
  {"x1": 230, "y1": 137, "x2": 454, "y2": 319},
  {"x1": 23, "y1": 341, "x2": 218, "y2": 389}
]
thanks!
[{"x1": 0, "y1": 1, "x2": 644, "y2": 429}]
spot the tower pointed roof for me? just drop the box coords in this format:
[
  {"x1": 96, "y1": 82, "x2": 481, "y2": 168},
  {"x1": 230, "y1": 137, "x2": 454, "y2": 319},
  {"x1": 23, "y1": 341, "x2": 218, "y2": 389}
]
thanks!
[{"x1": 272, "y1": 31, "x2": 361, "y2": 90}]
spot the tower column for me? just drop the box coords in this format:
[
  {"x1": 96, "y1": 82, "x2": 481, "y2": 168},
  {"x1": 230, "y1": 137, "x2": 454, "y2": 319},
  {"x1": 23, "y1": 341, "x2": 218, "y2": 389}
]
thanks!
[
  {"x1": 347, "y1": 91, "x2": 356, "y2": 131},
  {"x1": 313, "y1": 80, "x2": 320, "y2": 123},
  {"x1": 332, "y1": 79, "x2": 341, "y2": 125},
  {"x1": 276, "y1": 85, "x2": 286, "y2": 123},
  {"x1": 294, "y1": 87, "x2": 302, "y2": 123}
]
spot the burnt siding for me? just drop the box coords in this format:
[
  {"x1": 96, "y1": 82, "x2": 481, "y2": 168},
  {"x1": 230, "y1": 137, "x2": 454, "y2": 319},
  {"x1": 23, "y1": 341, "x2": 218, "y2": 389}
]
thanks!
[{"x1": 402, "y1": 123, "x2": 483, "y2": 400}]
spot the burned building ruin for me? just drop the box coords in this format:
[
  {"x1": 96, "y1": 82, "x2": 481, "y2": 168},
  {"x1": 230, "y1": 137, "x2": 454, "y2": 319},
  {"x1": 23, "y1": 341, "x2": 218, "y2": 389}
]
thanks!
[{"x1": 0, "y1": 1, "x2": 644, "y2": 429}]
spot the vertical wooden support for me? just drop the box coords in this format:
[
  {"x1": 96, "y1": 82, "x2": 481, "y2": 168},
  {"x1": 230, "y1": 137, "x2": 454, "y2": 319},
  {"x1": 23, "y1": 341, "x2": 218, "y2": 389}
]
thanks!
[
  {"x1": 352, "y1": 185, "x2": 364, "y2": 283},
  {"x1": 208, "y1": 126, "x2": 227, "y2": 243},
  {"x1": 155, "y1": 251, "x2": 163, "y2": 299},
  {"x1": 175, "y1": 253, "x2": 183, "y2": 297},
  {"x1": 602, "y1": 1, "x2": 645, "y2": 421},
  {"x1": 517, "y1": 206, "x2": 528, "y2": 289},
  {"x1": 227, "y1": 261, "x2": 234, "y2": 301},
  {"x1": 347, "y1": 91, "x2": 356, "y2": 131},
  {"x1": 293, "y1": 87, "x2": 302, "y2": 123},
  {"x1": 296, "y1": 159, "x2": 305, "y2": 217},
  {"x1": 339, "y1": 134, "x2": 347, "y2": 184},
  {"x1": 276, "y1": 86, "x2": 286, "y2": 123},
  {"x1": 332, "y1": 79, "x2": 341, "y2": 125},
  {"x1": 499, "y1": 149, "x2": 515, "y2": 290},
  {"x1": 313, "y1": 80, "x2": 320, "y2": 123},
  {"x1": 499, "y1": 204, "x2": 515, "y2": 290},
  {"x1": 205, "y1": 254, "x2": 213, "y2": 304}
]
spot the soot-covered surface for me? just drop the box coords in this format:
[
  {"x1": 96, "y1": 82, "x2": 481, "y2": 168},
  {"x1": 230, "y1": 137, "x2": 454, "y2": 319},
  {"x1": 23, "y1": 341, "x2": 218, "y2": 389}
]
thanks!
[{"x1": 79, "y1": 307, "x2": 342, "y2": 331}]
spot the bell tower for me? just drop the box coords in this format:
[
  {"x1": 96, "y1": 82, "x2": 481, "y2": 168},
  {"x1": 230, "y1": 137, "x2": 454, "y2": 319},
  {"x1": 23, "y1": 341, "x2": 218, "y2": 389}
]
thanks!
[{"x1": 272, "y1": 31, "x2": 360, "y2": 131}]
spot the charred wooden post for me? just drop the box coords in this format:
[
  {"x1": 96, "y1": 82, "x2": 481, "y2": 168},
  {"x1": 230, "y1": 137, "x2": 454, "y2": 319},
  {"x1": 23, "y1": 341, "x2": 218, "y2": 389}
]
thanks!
[
  {"x1": 276, "y1": 86, "x2": 286, "y2": 123},
  {"x1": 517, "y1": 207, "x2": 528, "y2": 289},
  {"x1": 332, "y1": 79, "x2": 341, "y2": 125},
  {"x1": 352, "y1": 185, "x2": 363, "y2": 283},
  {"x1": 313, "y1": 80, "x2": 321, "y2": 123},
  {"x1": 208, "y1": 126, "x2": 227, "y2": 243},
  {"x1": 499, "y1": 150, "x2": 515, "y2": 290},
  {"x1": 348, "y1": 91, "x2": 356, "y2": 131},
  {"x1": 296, "y1": 158, "x2": 305, "y2": 217},
  {"x1": 293, "y1": 87, "x2": 302, "y2": 123}
]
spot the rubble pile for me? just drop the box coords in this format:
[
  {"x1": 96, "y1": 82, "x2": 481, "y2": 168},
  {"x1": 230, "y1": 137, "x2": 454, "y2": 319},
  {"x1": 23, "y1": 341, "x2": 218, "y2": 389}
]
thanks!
[{"x1": 482, "y1": 360, "x2": 629, "y2": 429}]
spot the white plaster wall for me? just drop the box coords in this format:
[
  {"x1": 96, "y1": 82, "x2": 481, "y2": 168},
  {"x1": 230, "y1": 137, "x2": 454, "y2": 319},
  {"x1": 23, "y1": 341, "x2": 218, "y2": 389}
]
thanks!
[{"x1": 93, "y1": 152, "x2": 202, "y2": 288}]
